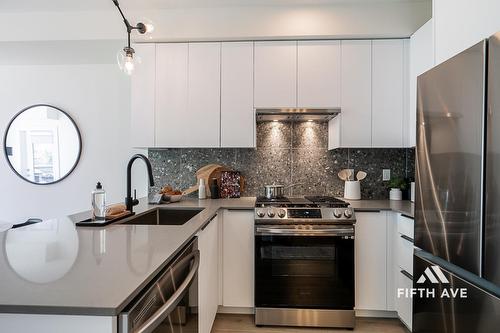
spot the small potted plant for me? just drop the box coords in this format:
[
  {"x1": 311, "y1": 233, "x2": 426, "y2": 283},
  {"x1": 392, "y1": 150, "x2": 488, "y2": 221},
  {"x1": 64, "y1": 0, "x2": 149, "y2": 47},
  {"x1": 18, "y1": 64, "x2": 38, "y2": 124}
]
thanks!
[{"x1": 387, "y1": 177, "x2": 408, "y2": 201}]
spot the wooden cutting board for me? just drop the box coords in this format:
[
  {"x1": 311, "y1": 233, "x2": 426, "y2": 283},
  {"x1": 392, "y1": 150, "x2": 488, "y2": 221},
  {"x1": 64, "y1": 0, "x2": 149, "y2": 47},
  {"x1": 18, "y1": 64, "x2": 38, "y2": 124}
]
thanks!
[{"x1": 183, "y1": 164, "x2": 232, "y2": 196}]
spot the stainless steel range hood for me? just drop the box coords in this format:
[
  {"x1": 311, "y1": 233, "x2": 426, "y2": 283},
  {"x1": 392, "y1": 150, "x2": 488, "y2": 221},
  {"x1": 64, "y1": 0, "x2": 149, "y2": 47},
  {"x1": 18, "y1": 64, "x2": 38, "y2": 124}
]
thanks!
[{"x1": 255, "y1": 108, "x2": 341, "y2": 122}]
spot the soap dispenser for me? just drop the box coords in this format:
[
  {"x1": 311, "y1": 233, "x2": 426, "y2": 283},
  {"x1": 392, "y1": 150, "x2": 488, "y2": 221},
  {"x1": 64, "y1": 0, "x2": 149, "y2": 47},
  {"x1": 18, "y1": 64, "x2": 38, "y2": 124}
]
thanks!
[
  {"x1": 92, "y1": 182, "x2": 106, "y2": 220},
  {"x1": 198, "y1": 179, "x2": 206, "y2": 200}
]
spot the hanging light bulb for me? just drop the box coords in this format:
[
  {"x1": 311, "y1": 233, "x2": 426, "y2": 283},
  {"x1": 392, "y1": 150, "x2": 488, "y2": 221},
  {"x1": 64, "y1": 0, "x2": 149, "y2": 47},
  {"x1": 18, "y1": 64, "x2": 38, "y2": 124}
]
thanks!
[
  {"x1": 111, "y1": 0, "x2": 153, "y2": 74},
  {"x1": 117, "y1": 46, "x2": 141, "y2": 75}
]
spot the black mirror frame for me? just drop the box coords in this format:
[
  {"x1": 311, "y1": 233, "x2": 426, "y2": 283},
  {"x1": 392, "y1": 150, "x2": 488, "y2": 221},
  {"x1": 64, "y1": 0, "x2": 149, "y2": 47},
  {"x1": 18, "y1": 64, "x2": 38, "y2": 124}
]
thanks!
[{"x1": 3, "y1": 104, "x2": 83, "y2": 186}]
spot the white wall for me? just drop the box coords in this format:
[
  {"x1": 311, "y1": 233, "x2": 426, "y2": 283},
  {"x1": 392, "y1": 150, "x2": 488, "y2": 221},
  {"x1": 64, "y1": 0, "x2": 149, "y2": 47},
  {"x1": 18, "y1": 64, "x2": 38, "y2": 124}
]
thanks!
[
  {"x1": 433, "y1": 0, "x2": 500, "y2": 64},
  {"x1": 0, "y1": 41, "x2": 147, "y2": 223},
  {"x1": 0, "y1": 2, "x2": 431, "y2": 42}
]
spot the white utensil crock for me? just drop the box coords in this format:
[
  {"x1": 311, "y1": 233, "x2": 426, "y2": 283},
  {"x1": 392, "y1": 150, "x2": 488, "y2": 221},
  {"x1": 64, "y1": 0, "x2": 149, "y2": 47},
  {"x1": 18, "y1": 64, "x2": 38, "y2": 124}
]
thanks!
[{"x1": 344, "y1": 181, "x2": 361, "y2": 200}]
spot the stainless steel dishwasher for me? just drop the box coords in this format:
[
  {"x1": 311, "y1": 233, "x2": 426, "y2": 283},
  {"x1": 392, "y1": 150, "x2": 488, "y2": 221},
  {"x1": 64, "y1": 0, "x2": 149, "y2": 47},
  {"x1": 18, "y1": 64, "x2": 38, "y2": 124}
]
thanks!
[{"x1": 119, "y1": 239, "x2": 199, "y2": 333}]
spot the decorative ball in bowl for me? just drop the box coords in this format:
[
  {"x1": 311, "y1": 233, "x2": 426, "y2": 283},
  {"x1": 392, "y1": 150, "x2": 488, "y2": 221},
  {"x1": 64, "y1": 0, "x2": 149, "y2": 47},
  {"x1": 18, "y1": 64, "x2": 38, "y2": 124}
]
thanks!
[
  {"x1": 164, "y1": 194, "x2": 183, "y2": 203},
  {"x1": 160, "y1": 186, "x2": 183, "y2": 203}
]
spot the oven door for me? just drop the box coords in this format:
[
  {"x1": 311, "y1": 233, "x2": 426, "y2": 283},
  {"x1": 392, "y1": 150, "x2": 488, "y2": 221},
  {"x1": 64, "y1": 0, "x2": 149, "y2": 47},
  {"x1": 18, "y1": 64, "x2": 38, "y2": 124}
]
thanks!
[{"x1": 255, "y1": 225, "x2": 354, "y2": 310}]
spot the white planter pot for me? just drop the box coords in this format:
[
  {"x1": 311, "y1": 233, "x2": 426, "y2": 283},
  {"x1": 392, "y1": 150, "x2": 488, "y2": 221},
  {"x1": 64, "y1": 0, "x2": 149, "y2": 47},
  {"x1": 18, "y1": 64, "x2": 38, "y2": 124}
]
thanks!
[{"x1": 389, "y1": 188, "x2": 402, "y2": 201}]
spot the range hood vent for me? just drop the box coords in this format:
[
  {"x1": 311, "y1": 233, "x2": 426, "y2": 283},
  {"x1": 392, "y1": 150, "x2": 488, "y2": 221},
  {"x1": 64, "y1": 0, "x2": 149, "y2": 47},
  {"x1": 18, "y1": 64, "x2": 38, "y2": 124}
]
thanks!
[{"x1": 255, "y1": 108, "x2": 341, "y2": 122}]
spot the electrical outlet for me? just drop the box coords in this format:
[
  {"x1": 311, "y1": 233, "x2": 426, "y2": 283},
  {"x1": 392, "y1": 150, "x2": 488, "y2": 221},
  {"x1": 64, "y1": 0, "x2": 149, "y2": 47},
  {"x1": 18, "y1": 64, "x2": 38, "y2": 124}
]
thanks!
[{"x1": 383, "y1": 169, "x2": 391, "y2": 181}]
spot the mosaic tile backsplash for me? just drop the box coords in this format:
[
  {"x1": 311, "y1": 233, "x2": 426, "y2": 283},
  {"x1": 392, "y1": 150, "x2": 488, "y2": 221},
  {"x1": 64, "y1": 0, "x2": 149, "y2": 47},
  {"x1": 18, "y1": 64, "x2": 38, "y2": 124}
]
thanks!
[{"x1": 149, "y1": 122, "x2": 415, "y2": 200}]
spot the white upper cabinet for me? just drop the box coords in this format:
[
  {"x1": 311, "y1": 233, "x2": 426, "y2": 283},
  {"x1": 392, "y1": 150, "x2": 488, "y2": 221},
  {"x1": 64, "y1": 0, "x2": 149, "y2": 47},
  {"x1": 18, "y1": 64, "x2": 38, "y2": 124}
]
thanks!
[
  {"x1": 187, "y1": 43, "x2": 221, "y2": 147},
  {"x1": 155, "y1": 43, "x2": 221, "y2": 148},
  {"x1": 410, "y1": 20, "x2": 435, "y2": 147},
  {"x1": 297, "y1": 40, "x2": 341, "y2": 108},
  {"x1": 221, "y1": 42, "x2": 255, "y2": 148},
  {"x1": 155, "y1": 43, "x2": 189, "y2": 147},
  {"x1": 254, "y1": 41, "x2": 297, "y2": 108},
  {"x1": 131, "y1": 43, "x2": 155, "y2": 148},
  {"x1": 340, "y1": 40, "x2": 372, "y2": 148},
  {"x1": 372, "y1": 39, "x2": 405, "y2": 147}
]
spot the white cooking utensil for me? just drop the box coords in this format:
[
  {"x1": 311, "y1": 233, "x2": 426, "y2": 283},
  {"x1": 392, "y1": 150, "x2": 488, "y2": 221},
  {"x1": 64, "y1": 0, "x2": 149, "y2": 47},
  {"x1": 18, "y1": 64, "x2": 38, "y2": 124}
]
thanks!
[
  {"x1": 338, "y1": 169, "x2": 348, "y2": 181},
  {"x1": 356, "y1": 171, "x2": 367, "y2": 181}
]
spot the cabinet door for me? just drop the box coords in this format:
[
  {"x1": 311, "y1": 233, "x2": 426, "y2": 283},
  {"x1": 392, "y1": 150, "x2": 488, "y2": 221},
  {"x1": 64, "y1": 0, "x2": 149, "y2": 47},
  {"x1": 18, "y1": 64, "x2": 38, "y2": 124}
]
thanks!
[
  {"x1": 372, "y1": 40, "x2": 404, "y2": 147},
  {"x1": 410, "y1": 20, "x2": 434, "y2": 147},
  {"x1": 386, "y1": 212, "x2": 398, "y2": 312},
  {"x1": 187, "y1": 42, "x2": 221, "y2": 147},
  {"x1": 221, "y1": 42, "x2": 255, "y2": 148},
  {"x1": 131, "y1": 43, "x2": 155, "y2": 148},
  {"x1": 155, "y1": 43, "x2": 188, "y2": 147},
  {"x1": 254, "y1": 41, "x2": 297, "y2": 108},
  {"x1": 396, "y1": 269, "x2": 413, "y2": 330},
  {"x1": 222, "y1": 209, "x2": 254, "y2": 307},
  {"x1": 297, "y1": 40, "x2": 341, "y2": 108},
  {"x1": 198, "y1": 215, "x2": 219, "y2": 333},
  {"x1": 340, "y1": 40, "x2": 372, "y2": 147},
  {"x1": 355, "y1": 211, "x2": 387, "y2": 311}
]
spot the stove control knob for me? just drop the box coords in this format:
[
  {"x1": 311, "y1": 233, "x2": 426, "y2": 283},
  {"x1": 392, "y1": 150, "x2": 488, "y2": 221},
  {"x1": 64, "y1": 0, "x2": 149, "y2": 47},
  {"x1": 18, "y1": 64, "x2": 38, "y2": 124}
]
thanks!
[
  {"x1": 256, "y1": 210, "x2": 265, "y2": 218},
  {"x1": 277, "y1": 209, "x2": 286, "y2": 218},
  {"x1": 344, "y1": 208, "x2": 353, "y2": 218},
  {"x1": 267, "y1": 209, "x2": 276, "y2": 218},
  {"x1": 333, "y1": 208, "x2": 343, "y2": 218}
]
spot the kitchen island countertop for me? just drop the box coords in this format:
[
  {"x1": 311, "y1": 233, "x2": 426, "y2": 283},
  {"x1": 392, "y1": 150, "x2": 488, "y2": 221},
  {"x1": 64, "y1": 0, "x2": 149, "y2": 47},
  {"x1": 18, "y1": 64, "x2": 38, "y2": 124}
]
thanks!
[{"x1": 0, "y1": 197, "x2": 255, "y2": 317}]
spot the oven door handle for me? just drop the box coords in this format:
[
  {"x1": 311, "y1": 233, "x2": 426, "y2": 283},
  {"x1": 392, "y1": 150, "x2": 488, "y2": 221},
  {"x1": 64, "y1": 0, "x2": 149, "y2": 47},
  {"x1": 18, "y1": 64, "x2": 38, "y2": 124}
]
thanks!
[
  {"x1": 134, "y1": 250, "x2": 200, "y2": 333},
  {"x1": 255, "y1": 227, "x2": 354, "y2": 237}
]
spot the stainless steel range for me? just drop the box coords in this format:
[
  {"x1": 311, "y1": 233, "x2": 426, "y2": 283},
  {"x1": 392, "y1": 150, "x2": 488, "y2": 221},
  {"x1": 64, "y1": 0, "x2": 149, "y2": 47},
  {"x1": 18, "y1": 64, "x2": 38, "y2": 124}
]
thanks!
[{"x1": 254, "y1": 196, "x2": 356, "y2": 329}]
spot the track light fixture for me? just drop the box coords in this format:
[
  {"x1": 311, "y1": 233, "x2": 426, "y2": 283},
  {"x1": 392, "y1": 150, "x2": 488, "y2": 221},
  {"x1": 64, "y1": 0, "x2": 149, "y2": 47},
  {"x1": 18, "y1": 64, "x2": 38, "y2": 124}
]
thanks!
[{"x1": 112, "y1": 0, "x2": 154, "y2": 75}]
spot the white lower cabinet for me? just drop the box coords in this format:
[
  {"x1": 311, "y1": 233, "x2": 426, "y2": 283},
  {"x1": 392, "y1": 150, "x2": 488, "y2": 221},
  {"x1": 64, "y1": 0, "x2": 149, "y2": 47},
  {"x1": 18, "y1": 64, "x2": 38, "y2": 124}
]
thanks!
[
  {"x1": 198, "y1": 215, "x2": 219, "y2": 333},
  {"x1": 221, "y1": 209, "x2": 254, "y2": 308},
  {"x1": 396, "y1": 269, "x2": 413, "y2": 330},
  {"x1": 395, "y1": 213, "x2": 414, "y2": 330},
  {"x1": 355, "y1": 211, "x2": 388, "y2": 311},
  {"x1": 0, "y1": 314, "x2": 116, "y2": 333}
]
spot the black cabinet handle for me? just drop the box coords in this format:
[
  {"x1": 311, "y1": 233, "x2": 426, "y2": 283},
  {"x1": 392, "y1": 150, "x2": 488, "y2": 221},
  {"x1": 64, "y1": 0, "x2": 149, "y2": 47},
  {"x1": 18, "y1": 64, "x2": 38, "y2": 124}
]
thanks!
[
  {"x1": 400, "y1": 234, "x2": 414, "y2": 243},
  {"x1": 401, "y1": 269, "x2": 413, "y2": 280},
  {"x1": 401, "y1": 214, "x2": 414, "y2": 220}
]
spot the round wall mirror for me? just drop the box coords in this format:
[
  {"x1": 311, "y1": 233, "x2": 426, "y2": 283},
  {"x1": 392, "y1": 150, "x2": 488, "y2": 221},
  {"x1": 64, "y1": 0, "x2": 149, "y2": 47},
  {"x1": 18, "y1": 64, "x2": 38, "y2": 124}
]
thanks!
[{"x1": 3, "y1": 104, "x2": 82, "y2": 185}]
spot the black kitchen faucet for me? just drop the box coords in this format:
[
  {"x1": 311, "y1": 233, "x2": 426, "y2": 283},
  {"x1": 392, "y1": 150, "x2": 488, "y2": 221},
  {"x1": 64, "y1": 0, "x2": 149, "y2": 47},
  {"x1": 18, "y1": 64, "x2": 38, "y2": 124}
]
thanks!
[{"x1": 125, "y1": 154, "x2": 154, "y2": 213}]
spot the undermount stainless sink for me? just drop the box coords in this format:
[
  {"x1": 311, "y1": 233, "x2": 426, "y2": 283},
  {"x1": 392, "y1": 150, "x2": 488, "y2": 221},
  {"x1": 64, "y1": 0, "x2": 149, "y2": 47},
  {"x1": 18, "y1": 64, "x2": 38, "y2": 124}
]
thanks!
[{"x1": 120, "y1": 208, "x2": 204, "y2": 226}]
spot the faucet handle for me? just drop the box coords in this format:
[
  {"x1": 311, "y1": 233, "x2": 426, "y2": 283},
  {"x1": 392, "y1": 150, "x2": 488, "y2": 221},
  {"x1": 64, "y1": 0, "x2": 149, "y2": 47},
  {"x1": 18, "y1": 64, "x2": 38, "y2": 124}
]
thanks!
[{"x1": 132, "y1": 189, "x2": 139, "y2": 207}]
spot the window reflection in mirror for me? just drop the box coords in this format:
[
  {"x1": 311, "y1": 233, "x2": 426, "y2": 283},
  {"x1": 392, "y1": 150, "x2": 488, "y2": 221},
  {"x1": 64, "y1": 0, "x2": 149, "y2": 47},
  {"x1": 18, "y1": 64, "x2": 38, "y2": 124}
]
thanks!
[{"x1": 4, "y1": 105, "x2": 81, "y2": 185}]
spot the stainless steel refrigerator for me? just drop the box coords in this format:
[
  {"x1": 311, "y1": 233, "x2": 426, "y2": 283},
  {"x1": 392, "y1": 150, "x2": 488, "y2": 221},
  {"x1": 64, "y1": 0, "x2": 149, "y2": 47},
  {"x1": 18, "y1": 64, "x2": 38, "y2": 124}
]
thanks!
[{"x1": 414, "y1": 32, "x2": 500, "y2": 332}]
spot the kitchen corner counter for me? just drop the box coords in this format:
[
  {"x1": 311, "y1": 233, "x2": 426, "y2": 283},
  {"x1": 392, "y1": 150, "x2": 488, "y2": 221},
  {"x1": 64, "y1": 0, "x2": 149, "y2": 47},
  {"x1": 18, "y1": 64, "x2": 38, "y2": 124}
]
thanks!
[
  {"x1": 346, "y1": 199, "x2": 414, "y2": 218},
  {"x1": 0, "y1": 197, "x2": 255, "y2": 317}
]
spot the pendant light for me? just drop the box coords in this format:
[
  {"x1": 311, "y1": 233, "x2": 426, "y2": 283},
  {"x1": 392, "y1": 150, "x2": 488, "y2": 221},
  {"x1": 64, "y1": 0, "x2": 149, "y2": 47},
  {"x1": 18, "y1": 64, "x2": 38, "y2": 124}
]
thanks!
[{"x1": 112, "y1": 0, "x2": 154, "y2": 75}]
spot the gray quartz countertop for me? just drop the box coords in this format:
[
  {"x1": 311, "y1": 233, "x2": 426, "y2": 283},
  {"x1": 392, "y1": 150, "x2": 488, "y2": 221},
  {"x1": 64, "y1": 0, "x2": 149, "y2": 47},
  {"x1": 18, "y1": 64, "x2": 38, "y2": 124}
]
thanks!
[
  {"x1": 0, "y1": 196, "x2": 412, "y2": 317},
  {"x1": 0, "y1": 197, "x2": 255, "y2": 316},
  {"x1": 346, "y1": 199, "x2": 414, "y2": 218}
]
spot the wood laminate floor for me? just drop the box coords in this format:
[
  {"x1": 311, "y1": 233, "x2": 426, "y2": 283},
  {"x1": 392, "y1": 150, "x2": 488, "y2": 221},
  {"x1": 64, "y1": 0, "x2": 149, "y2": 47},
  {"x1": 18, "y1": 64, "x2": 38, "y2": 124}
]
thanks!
[{"x1": 211, "y1": 314, "x2": 408, "y2": 333}]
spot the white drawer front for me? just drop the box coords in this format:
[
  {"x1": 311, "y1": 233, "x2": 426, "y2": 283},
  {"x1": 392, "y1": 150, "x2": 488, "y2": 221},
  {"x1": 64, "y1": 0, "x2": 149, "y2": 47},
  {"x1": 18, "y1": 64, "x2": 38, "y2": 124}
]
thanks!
[
  {"x1": 398, "y1": 214, "x2": 414, "y2": 239},
  {"x1": 397, "y1": 235, "x2": 414, "y2": 275},
  {"x1": 396, "y1": 270, "x2": 413, "y2": 330}
]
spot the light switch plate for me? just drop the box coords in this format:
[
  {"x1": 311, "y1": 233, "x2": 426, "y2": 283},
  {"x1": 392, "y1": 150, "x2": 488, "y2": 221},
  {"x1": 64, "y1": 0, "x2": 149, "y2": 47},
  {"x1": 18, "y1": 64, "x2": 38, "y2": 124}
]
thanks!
[{"x1": 383, "y1": 169, "x2": 391, "y2": 181}]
